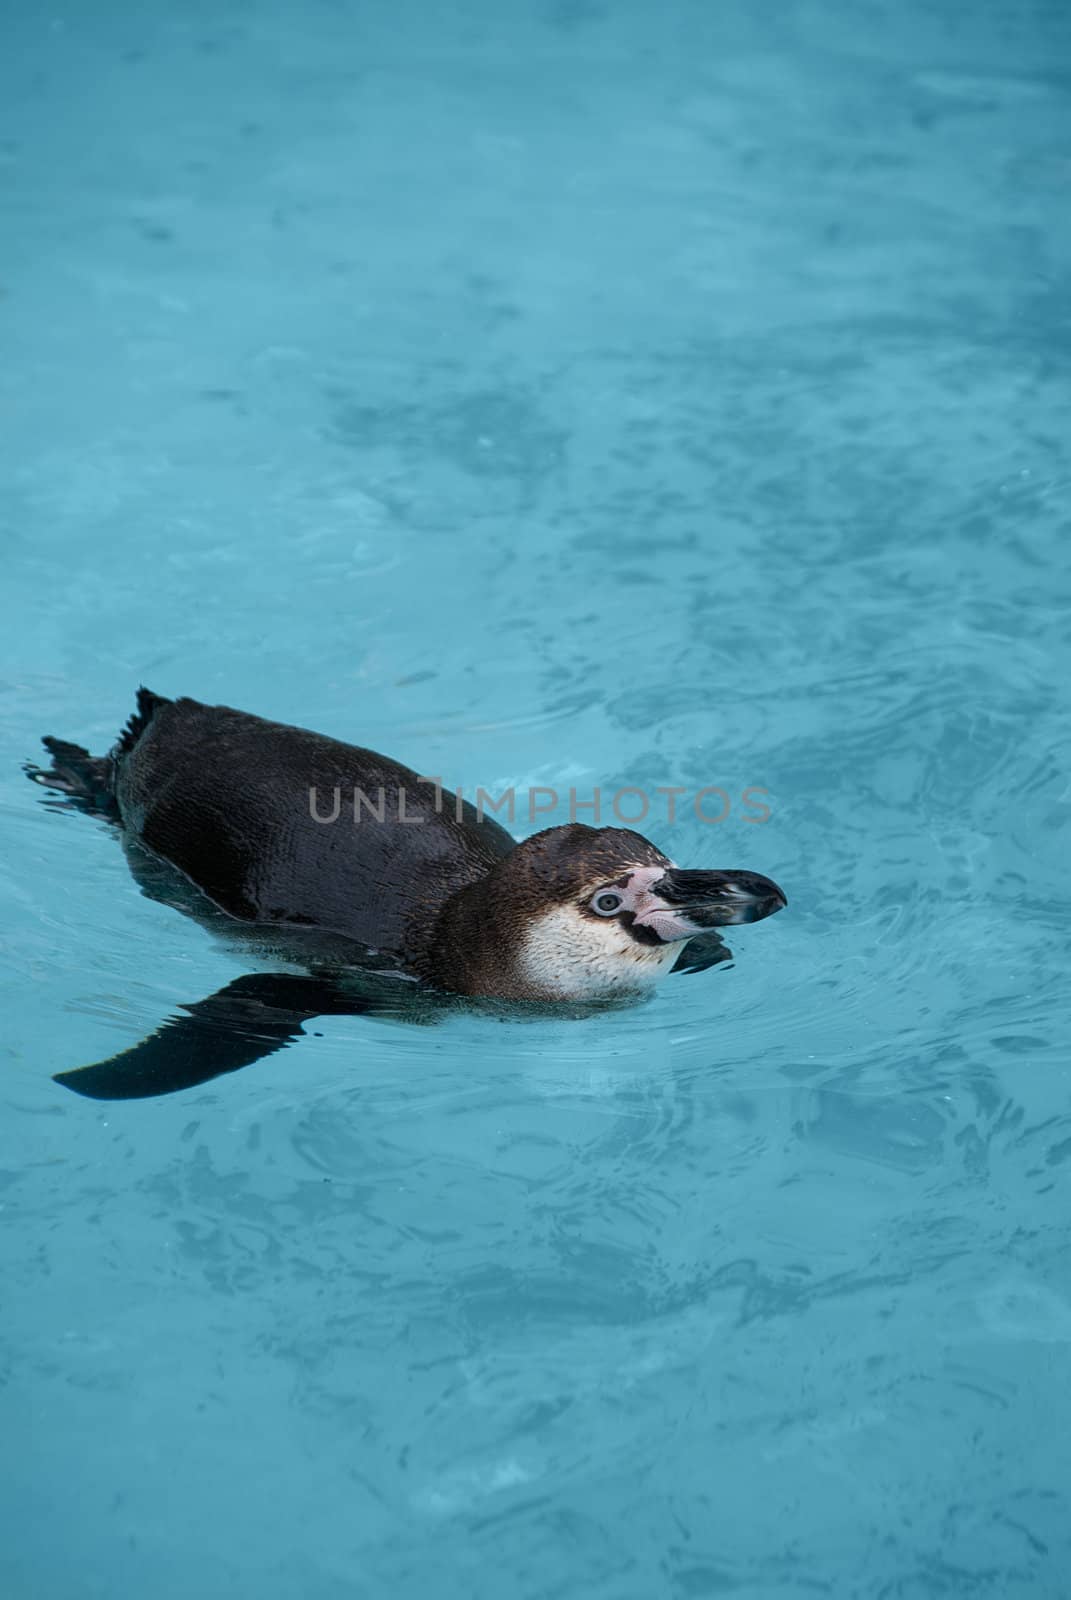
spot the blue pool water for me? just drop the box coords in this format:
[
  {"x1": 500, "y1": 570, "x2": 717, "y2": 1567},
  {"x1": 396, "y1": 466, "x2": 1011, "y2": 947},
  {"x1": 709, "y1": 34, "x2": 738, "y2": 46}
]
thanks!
[{"x1": 2, "y1": 1, "x2": 1070, "y2": 1594}]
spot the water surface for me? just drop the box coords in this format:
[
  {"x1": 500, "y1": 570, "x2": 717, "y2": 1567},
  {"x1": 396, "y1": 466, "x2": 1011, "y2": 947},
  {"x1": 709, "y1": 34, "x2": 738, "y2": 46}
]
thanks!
[{"x1": 2, "y1": 1, "x2": 1070, "y2": 1595}]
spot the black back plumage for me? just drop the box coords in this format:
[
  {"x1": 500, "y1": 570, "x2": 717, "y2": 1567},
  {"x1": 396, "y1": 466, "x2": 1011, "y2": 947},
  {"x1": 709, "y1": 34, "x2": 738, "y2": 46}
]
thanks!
[{"x1": 110, "y1": 690, "x2": 514, "y2": 968}]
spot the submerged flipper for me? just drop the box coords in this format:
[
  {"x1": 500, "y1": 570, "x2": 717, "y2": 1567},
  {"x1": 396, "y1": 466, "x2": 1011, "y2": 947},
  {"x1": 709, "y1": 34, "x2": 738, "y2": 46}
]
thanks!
[
  {"x1": 671, "y1": 931, "x2": 733, "y2": 976},
  {"x1": 55, "y1": 973, "x2": 360, "y2": 1100}
]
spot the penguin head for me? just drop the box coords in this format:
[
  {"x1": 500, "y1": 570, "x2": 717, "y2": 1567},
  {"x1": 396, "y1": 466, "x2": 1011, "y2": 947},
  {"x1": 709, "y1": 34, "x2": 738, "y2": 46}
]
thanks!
[{"x1": 431, "y1": 823, "x2": 786, "y2": 1002}]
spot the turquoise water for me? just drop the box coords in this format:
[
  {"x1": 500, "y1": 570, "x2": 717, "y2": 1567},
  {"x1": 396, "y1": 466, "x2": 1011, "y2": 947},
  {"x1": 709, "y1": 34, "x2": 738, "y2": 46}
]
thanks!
[{"x1": 2, "y1": 0, "x2": 1071, "y2": 1594}]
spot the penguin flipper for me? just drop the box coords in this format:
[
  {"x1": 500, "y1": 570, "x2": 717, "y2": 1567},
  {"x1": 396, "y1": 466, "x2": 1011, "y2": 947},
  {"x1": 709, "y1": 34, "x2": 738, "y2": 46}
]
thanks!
[
  {"x1": 670, "y1": 931, "x2": 733, "y2": 976},
  {"x1": 54, "y1": 972, "x2": 360, "y2": 1100}
]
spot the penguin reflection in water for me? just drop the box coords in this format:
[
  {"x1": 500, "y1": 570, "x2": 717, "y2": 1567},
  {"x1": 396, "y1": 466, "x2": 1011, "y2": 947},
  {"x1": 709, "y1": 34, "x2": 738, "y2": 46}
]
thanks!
[{"x1": 28, "y1": 690, "x2": 787, "y2": 1100}]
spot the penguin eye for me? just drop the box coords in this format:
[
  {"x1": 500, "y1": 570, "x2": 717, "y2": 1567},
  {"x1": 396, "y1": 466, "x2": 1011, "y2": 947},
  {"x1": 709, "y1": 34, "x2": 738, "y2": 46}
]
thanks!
[{"x1": 591, "y1": 890, "x2": 624, "y2": 917}]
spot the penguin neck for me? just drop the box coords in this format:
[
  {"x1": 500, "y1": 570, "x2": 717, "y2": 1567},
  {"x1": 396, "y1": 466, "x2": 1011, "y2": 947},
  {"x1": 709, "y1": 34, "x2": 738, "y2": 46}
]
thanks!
[{"x1": 421, "y1": 874, "x2": 523, "y2": 998}]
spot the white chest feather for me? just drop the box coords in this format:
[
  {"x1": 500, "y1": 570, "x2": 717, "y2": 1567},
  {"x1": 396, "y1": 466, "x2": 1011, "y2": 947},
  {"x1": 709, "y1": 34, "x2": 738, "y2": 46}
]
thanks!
[{"x1": 514, "y1": 906, "x2": 685, "y2": 1000}]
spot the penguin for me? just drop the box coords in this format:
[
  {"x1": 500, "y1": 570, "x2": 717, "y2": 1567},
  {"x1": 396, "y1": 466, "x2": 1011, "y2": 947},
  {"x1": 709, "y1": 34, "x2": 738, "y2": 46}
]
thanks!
[{"x1": 27, "y1": 689, "x2": 786, "y2": 1101}]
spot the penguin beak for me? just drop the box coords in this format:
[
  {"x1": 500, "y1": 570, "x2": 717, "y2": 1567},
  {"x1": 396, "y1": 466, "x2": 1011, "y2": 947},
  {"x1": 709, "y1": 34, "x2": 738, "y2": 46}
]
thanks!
[{"x1": 634, "y1": 869, "x2": 787, "y2": 941}]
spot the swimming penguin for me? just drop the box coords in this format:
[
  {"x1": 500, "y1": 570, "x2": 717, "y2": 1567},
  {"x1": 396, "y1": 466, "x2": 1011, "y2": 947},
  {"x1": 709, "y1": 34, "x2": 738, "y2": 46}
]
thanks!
[{"x1": 28, "y1": 689, "x2": 786, "y2": 1100}]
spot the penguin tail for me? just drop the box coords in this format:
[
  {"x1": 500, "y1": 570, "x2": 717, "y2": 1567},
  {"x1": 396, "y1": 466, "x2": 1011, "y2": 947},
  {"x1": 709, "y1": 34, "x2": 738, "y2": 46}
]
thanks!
[
  {"x1": 26, "y1": 687, "x2": 171, "y2": 817},
  {"x1": 115, "y1": 685, "x2": 171, "y2": 756},
  {"x1": 26, "y1": 736, "x2": 117, "y2": 815}
]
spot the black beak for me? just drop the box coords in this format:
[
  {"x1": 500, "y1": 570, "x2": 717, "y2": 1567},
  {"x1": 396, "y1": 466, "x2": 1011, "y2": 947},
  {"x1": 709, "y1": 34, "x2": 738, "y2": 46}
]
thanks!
[{"x1": 648, "y1": 868, "x2": 788, "y2": 930}]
